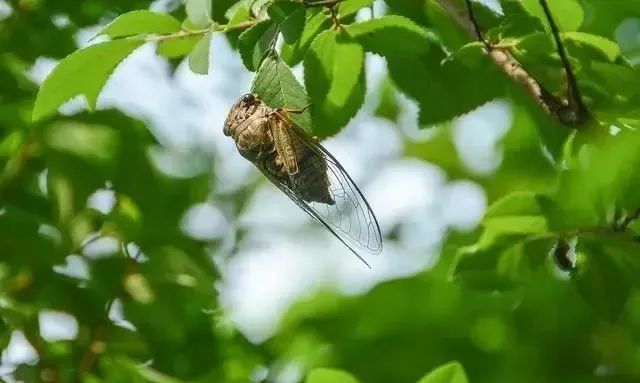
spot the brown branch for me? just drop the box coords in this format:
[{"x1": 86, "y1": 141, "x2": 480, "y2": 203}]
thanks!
[{"x1": 435, "y1": 0, "x2": 576, "y2": 126}]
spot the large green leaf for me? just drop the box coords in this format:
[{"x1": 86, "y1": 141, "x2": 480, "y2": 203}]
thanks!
[
  {"x1": 32, "y1": 39, "x2": 144, "y2": 121},
  {"x1": 252, "y1": 55, "x2": 312, "y2": 132},
  {"x1": 304, "y1": 29, "x2": 365, "y2": 136},
  {"x1": 268, "y1": 0, "x2": 306, "y2": 44},
  {"x1": 96, "y1": 10, "x2": 181, "y2": 38},
  {"x1": 417, "y1": 362, "x2": 468, "y2": 383},
  {"x1": 347, "y1": 15, "x2": 429, "y2": 57}
]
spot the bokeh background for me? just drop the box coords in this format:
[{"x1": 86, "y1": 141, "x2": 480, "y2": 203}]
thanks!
[{"x1": 2, "y1": 0, "x2": 640, "y2": 382}]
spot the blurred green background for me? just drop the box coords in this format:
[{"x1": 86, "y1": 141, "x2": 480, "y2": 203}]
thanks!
[{"x1": 2, "y1": 0, "x2": 640, "y2": 382}]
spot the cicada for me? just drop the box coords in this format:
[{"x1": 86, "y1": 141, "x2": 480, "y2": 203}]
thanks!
[{"x1": 223, "y1": 93, "x2": 383, "y2": 265}]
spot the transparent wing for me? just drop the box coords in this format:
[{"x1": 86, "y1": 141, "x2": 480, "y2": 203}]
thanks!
[{"x1": 256, "y1": 114, "x2": 382, "y2": 263}]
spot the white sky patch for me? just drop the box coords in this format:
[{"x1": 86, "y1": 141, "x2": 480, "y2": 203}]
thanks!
[
  {"x1": 1, "y1": 331, "x2": 37, "y2": 366},
  {"x1": 39, "y1": 311, "x2": 79, "y2": 342},
  {"x1": 453, "y1": 100, "x2": 513, "y2": 175},
  {"x1": 181, "y1": 203, "x2": 229, "y2": 241}
]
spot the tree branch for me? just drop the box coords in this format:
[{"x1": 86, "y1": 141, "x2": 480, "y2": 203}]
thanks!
[{"x1": 435, "y1": 0, "x2": 582, "y2": 127}]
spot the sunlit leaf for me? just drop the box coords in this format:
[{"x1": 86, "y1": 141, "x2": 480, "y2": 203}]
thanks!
[
  {"x1": 252, "y1": 55, "x2": 312, "y2": 131},
  {"x1": 96, "y1": 10, "x2": 181, "y2": 38},
  {"x1": 187, "y1": 32, "x2": 211, "y2": 74}
]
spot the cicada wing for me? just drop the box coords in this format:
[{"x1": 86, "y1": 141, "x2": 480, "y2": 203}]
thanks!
[
  {"x1": 255, "y1": 165, "x2": 372, "y2": 267},
  {"x1": 261, "y1": 113, "x2": 383, "y2": 259}
]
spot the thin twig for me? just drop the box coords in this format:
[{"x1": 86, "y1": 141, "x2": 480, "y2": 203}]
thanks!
[
  {"x1": 463, "y1": 0, "x2": 490, "y2": 49},
  {"x1": 538, "y1": 0, "x2": 588, "y2": 125}
]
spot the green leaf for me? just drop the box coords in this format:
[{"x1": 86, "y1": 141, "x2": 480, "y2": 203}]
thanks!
[
  {"x1": 417, "y1": 362, "x2": 468, "y2": 383},
  {"x1": 96, "y1": 10, "x2": 181, "y2": 39},
  {"x1": 32, "y1": 39, "x2": 144, "y2": 121},
  {"x1": 252, "y1": 55, "x2": 312, "y2": 132},
  {"x1": 281, "y1": 9, "x2": 331, "y2": 66},
  {"x1": 387, "y1": 46, "x2": 505, "y2": 126},
  {"x1": 338, "y1": 0, "x2": 373, "y2": 20},
  {"x1": 563, "y1": 32, "x2": 621, "y2": 61},
  {"x1": 185, "y1": 0, "x2": 212, "y2": 28},
  {"x1": 520, "y1": 0, "x2": 583, "y2": 32},
  {"x1": 347, "y1": 15, "x2": 430, "y2": 57},
  {"x1": 187, "y1": 32, "x2": 211, "y2": 74},
  {"x1": 238, "y1": 20, "x2": 278, "y2": 71},
  {"x1": 304, "y1": 29, "x2": 365, "y2": 136},
  {"x1": 374, "y1": 77, "x2": 400, "y2": 122},
  {"x1": 306, "y1": 368, "x2": 360, "y2": 383},
  {"x1": 156, "y1": 34, "x2": 203, "y2": 58},
  {"x1": 268, "y1": 0, "x2": 306, "y2": 44}
]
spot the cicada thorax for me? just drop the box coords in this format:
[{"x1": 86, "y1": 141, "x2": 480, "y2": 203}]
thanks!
[{"x1": 226, "y1": 99, "x2": 334, "y2": 205}]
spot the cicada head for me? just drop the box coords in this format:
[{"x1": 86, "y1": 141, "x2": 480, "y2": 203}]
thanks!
[{"x1": 223, "y1": 93, "x2": 263, "y2": 136}]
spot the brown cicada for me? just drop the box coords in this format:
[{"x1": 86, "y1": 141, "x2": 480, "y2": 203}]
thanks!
[{"x1": 223, "y1": 93, "x2": 382, "y2": 265}]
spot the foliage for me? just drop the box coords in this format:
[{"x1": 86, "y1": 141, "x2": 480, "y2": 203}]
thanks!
[{"x1": 2, "y1": 0, "x2": 640, "y2": 382}]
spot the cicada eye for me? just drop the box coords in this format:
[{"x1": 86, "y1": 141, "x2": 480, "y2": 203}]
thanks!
[{"x1": 241, "y1": 93, "x2": 256, "y2": 104}]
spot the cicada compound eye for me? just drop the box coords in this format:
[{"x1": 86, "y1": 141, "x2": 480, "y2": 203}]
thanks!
[{"x1": 240, "y1": 93, "x2": 256, "y2": 104}]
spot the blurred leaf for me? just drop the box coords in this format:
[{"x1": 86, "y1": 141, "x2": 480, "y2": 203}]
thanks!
[
  {"x1": 44, "y1": 121, "x2": 119, "y2": 165},
  {"x1": 573, "y1": 237, "x2": 632, "y2": 321},
  {"x1": 187, "y1": 32, "x2": 211, "y2": 74},
  {"x1": 304, "y1": 29, "x2": 365, "y2": 136},
  {"x1": 306, "y1": 368, "x2": 360, "y2": 383},
  {"x1": 281, "y1": 9, "x2": 331, "y2": 66},
  {"x1": 520, "y1": 0, "x2": 583, "y2": 32},
  {"x1": 185, "y1": 0, "x2": 212, "y2": 27},
  {"x1": 32, "y1": 39, "x2": 144, "y2": 121},
  {"x1": 268, "y1": 0, "x2": 306, "y2": 44},
  {"x1": 96, "y1": 10, "x2": 181, "y2": 38},
  {"x1": 238, "y1": 20, "x2": 278, "y2": 71},
  {"x1": 347, "y1": 15, "x2": 430, "y2": 57},
  {"x1": 252, "y1": 55, "x2": 312, "y2": 131},
  {"x1": 417, "y1": 362, "x2": 468, "y2": 383},
  {"x1": 418, "y1": 362, "x2": 468, "y2": 383}
]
